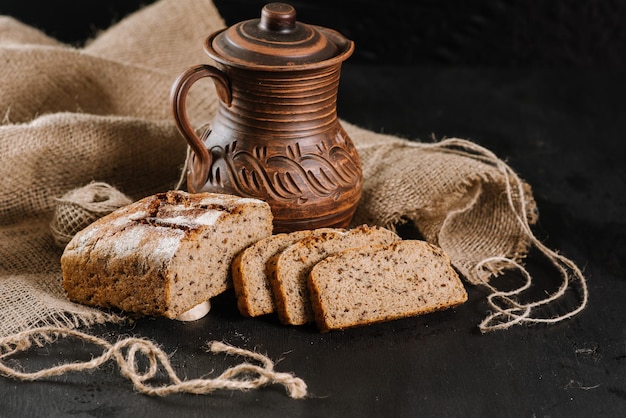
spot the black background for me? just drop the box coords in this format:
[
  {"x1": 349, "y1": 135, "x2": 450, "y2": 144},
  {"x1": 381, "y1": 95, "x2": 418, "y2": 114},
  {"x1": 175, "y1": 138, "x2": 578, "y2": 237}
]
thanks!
[
  {"x1": 2, "y1": 0, "x2": 626, "y2": 67},
  {"x1": 1, "y1": 1, "x2": 625, "y2": 417}
]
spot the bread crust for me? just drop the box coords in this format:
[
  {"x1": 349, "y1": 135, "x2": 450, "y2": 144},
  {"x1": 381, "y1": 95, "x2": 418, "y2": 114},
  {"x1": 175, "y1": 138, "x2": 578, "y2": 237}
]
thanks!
[
  {"x1": 231, "y1": 228, "x2": 340, "y2": 317},
  {"x1": 308, "y1": 240, "x2": 468, "y2": 332},
  {"x1": 268, "y1": 225, "x2": 401, "y2": 326},
  {"x1": 61, "y1": 190, "x2": 273, "y2": 318}
]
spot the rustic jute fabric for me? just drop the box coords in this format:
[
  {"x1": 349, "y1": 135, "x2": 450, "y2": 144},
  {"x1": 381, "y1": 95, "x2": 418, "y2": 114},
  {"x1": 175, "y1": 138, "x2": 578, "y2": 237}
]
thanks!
[
  {"x1": 0, "y1": 0, "x2": 587, "y2": 396},
  {"x1": 49, "y1": 182, "x2": 134, "y2": 247}
]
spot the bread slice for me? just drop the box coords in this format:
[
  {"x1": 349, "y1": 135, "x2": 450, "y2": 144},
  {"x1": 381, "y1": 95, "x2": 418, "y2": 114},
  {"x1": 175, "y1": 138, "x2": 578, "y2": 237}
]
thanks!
[
  {"x1": 269, "y1": 225, "x2": 400, "y2": 326},
  {"x1": 308, "y1": 240, "x2": 467, "y2": 332},
  {"x1": 61, "y1": 190, "x2": 273, "y2": 318},
  {"x1": 231, "y1": 228, "x2": 340, "y2": 317}
]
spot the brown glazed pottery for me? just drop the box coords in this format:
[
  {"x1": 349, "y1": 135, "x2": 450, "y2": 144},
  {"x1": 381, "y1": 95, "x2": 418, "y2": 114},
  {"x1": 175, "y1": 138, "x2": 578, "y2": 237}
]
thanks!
[{"x1": 170, "y1": 2, "x2": 362, "y2": 232}]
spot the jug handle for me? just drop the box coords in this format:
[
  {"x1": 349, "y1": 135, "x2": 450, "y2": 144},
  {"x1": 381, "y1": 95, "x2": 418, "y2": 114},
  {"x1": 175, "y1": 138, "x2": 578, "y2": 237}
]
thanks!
[{"x1": 170, "y1": 65, "x2": 232, "y2": 192}]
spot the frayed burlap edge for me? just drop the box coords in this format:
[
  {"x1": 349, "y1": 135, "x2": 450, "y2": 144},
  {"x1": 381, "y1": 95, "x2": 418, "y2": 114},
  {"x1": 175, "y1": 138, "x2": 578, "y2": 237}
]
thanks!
[{"x1": 1, "y1": 274, "x2": 126, "y2": 338}]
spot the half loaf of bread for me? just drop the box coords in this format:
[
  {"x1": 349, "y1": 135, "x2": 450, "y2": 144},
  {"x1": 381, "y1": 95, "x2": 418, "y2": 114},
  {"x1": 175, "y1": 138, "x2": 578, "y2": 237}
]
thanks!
[
  {"x1": 61, "y1": 190, "x2": 273, "y2": 319},
  {"x1": 231, "y1": 228, "x2": 340, "y2": 317},
  {"x1": 308, "y1": 240, "x2": 468, "y2": 332},
  {"x1": 269, "y1": 225, "x2": 401, "y2": 326}
]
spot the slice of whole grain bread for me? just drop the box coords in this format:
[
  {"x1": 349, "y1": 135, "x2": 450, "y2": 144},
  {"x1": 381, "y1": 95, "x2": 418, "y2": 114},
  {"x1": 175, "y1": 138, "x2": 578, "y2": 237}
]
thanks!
[
  {"x1": 231, "y1": 228, "x2": 340, "y2": 317},
  {"x1": 269, "y1": 225, "x2": 400, "y2": 326},
  {"x1": 308, "y1": 240, "x2": 467, "y2": 332}
]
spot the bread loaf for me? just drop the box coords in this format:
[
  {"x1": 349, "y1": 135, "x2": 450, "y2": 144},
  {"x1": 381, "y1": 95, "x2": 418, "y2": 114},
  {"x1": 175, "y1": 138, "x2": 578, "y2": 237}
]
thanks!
[
  {"x1": 61, "y1": 190, "x2": 273, "y2": 318},
  {"x1": 308, "y1": 240, "x2": 467, "y2": 332},
  {"x1": 231, "y1": 228, "x2": 340, "y2": 317},
  {"x1": 269, "y1": 225, "x2": 401, "y2": 326}
]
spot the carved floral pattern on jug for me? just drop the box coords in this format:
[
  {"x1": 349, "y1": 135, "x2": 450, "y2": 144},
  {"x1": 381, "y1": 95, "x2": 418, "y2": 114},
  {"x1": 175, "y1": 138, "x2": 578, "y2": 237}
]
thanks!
[{"x1": 205, "y1": 130, "x2": 361, "y2": 204}]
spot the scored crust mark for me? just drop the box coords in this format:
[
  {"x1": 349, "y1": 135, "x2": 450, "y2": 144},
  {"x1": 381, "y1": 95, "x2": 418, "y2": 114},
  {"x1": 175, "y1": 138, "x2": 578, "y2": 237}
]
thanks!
[
  {"x1": 130, "y1": 191, "x2": 235, "y2": 231},
  {"x1": 61, "y1": 190, "x2": 273, "y2": 319},
  {"x1": 307, "y1": 240, "x2": 468, "y2": 332}
]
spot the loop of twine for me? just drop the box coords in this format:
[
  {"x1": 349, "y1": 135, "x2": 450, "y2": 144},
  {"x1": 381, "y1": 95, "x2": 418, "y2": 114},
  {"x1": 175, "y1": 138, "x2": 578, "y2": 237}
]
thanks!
[
  {"x1": 431, "y1": 138, "x2": 589, "y2": 332},
  {"x1": 0, "y1": 326, "x2": 307, "y2": 399},
  {"x1": 50, "y1": 182, "x2": 133, "y2": 247}
]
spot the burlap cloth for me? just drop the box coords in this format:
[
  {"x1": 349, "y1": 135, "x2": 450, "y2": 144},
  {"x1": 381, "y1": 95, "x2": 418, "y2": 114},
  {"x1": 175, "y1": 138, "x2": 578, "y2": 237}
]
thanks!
[{"x1": 0, "y1": 0, "x2": 586, "y2": 348}]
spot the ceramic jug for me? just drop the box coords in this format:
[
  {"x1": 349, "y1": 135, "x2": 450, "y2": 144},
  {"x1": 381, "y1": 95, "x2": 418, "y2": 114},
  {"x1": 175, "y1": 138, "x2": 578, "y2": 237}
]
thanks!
[{"x1": 170, "y1": 3, "x2": 362, "y2": 232}]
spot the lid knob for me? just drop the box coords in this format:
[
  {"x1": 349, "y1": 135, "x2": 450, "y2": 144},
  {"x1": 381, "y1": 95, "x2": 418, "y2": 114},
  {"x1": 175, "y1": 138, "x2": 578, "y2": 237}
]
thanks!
[
  {"x1": 259, "y1": 3, "x2": 296, "y2": 32},
  {"x1": 206, "y1": 2, "x2": 354, "y2": 68}
]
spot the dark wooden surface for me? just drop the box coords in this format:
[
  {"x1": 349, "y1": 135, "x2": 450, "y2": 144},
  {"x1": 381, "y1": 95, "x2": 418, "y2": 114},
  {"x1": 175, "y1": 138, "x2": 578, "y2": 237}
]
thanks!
[{"x1": 1, "y1": 2, "x2": 626, "y2": 417}]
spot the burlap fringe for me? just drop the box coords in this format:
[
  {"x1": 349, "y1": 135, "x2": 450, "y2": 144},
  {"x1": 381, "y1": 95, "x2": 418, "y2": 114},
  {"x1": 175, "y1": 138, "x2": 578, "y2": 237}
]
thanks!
[
  {"x1": 0, "y1": 326, "x2": 307, "y2": 399},
  {"x1": 425, "y1": 139, "x2": 588, "y2": 332}
]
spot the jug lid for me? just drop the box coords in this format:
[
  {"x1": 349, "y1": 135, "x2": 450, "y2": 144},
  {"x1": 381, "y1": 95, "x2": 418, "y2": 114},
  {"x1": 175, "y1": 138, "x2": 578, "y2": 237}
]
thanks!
[{"x1": 205, "y1": 3, "x2": 354, "y2": 70}]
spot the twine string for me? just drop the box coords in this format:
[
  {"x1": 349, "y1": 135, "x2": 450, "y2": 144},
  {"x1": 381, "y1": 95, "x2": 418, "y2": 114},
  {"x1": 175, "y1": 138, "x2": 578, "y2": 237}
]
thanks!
[
  {"x1": 430, "y1": 138, "x2": 588, "y2": 332},
  {"x1": 0, "y1": 327, "x2": 307, "y2": 399},
  {"x1": 50, "y1": 182, "x2": 133, "y2": 247}
]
